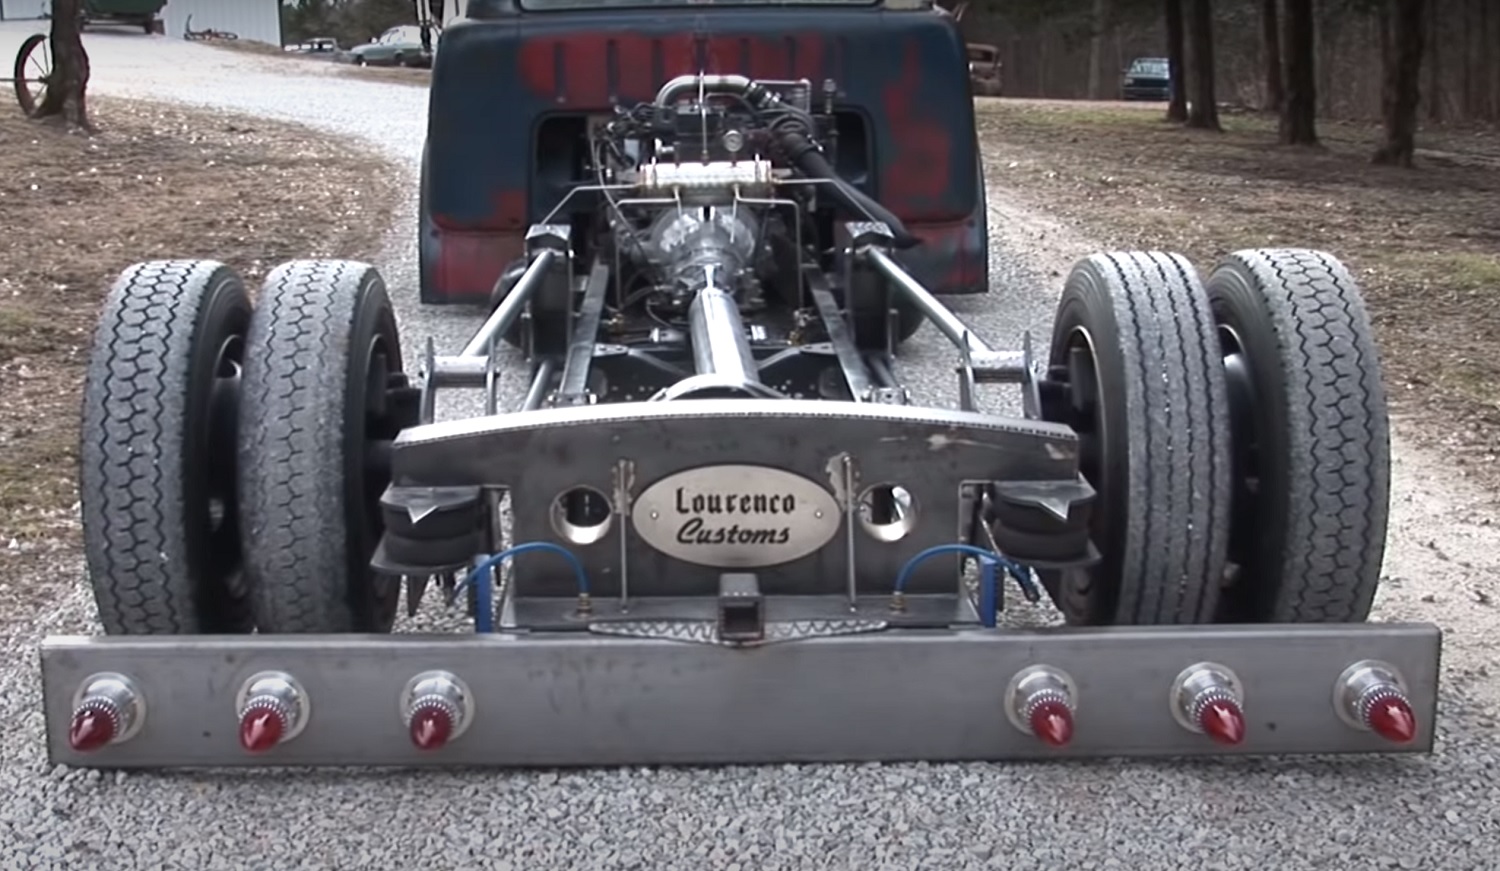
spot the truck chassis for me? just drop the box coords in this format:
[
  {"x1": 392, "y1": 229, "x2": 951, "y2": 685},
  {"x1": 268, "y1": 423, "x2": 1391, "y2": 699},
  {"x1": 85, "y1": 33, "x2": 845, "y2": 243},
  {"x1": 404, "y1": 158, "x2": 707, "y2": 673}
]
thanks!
[{"x1": 42, "y1": 71, "x2": 1440, "y2": 769}]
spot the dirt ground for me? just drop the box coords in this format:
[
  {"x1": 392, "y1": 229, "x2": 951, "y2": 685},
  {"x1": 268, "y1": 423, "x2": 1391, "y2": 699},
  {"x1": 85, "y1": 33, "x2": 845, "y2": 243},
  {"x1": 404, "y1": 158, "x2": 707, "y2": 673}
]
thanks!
[
  {"x1": 328, "y1": 62, "x2": 432, "y2": 87},
  {"x1": 0, "y1": 96, "x2": 401, "y2": 565},
  {"x1": 211, "y1": 39, "x2": 435, "y2": 87},
  {"x1": 976, "y1": 98, "x2": 1500, "y2": 484}
]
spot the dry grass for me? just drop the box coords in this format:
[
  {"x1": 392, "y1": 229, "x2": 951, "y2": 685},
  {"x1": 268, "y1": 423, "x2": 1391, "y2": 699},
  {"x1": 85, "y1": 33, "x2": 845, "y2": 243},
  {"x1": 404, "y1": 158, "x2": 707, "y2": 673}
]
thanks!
[
  {"x1": 0, "y1": 97, "x2": 401, "y2": 551},
  {"x1": 975, "y1": 98, "x2": 1500, "y2": 474},
  {"x1": 190, "y1": 36, "x2": 285, "y2": 56}
]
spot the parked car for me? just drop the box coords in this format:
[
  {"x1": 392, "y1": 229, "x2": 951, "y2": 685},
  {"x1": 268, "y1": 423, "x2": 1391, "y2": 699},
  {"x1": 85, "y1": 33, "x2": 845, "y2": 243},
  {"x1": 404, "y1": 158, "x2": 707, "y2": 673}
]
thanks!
[
  {"x1": 1121, "y1": 56, "x2": 1172, "y2": 101},
  {"x1": 967, "y1": 43, "x2": 1003, "y2": 97},
  {"x1": 287, "y1": 37, "x2": 340, "y2": 55},
  {"x1": 342, "y1": 25, "x2": 434, "y2": 68}
]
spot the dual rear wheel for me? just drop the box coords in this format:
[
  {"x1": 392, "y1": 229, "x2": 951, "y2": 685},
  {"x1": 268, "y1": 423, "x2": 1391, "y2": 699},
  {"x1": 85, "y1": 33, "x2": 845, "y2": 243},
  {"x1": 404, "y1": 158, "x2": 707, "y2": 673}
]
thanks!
[
  {"x1": 80, "y1": 260, "x2": 419, "y2": 636},
  {"x1": 1039, "y1": 248, "x2": 1390, "y2": 627},
  {"x1": 78, "y1": 248, "x2": 1390, "y2": 636}
]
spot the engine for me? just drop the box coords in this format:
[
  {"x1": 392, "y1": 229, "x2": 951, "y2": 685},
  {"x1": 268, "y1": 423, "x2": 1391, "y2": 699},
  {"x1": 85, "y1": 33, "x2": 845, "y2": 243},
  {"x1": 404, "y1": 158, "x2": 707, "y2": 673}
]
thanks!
[{"x1": 563, "y1": 73, "x2": 918, "y2": 397}]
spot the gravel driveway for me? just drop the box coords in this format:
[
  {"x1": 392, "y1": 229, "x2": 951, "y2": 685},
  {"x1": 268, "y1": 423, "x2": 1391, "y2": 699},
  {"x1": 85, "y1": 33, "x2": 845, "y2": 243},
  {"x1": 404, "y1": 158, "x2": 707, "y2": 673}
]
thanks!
[{"x1": 2, "y1": 23, "x2": 1497, "y2": 871}]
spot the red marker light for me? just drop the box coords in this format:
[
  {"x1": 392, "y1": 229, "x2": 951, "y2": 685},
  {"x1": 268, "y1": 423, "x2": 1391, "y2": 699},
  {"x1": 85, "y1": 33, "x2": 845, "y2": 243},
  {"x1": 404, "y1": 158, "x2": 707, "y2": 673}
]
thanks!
[
  {"x1": 238, "y1": 705, "x2": 286, "y2": 753},
  {"x1": 1367, "y1": 693, "x2": 1417, "y2": 744},
  {"x1": 233, "y1": 671, "x2": 308, "y2": 754},
  {"x1": 1334, "y1": 660, "x2": 1421, "y2": 745},
  {"x1": 1029, "y1": 698, "x2": 1075, "y2": 747},
  {"x1": 68, "y1": 705, "x2": 117, "y2": 753},
  {"x1": 401, "y1": 671, "x2": 475, "y2": 751},
  {"x1": 1171, "y1": 663, "x2": 1247, "y2": 746},
  {"x1": 1005, "y1": 665, "x2": 1078, "y2": 748},
  {"x1": 66, "y1": 673, "x2": 144, "y2": 753},
  {"x1": 409, "y1": 703, "x2": 455, "y2": 750},
  {"x1": 1199, "y1": 698, "x2": 1247, "y2": 746}
]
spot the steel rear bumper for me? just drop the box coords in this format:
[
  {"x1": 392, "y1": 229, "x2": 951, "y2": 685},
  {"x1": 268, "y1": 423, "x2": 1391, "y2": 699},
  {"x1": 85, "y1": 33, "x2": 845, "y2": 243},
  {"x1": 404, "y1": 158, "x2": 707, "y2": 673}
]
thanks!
[{"x1": 40, "y1": 622, "x2": 1440, "y2": 768}]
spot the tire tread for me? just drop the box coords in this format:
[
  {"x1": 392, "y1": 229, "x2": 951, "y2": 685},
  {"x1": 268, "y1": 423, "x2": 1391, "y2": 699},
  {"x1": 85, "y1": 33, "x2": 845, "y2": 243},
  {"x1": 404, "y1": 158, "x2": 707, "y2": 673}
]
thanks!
[
  {"x1": 1055, "y1": 251, "x2": 1232, "y2": 625},
  {"x1": 1103, "y1": 251, "x2": 1231, "y2": 624},
  {"x1": 1217, "y1": 248, "x2": 1389, "y2": 622},
  {"x1": 80, "y1": 259, "x2": 246, "y2": 634},
  {"x1": 238, "y1": 259, "x2": 381, "y2": 633}
]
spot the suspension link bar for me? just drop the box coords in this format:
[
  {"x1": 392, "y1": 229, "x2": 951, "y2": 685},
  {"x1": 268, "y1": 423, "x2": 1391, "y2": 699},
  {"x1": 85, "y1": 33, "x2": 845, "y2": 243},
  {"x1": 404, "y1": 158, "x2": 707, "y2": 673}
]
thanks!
[
  {"x1": 850, "y1": 222, "x2": 1030, "y2": 384},
  {"x1": 460, "y1": 225, "x2": 570, "y2": 358},
  {"x1": 861, "y1": 241, "x2": 995, "y2": 356}
]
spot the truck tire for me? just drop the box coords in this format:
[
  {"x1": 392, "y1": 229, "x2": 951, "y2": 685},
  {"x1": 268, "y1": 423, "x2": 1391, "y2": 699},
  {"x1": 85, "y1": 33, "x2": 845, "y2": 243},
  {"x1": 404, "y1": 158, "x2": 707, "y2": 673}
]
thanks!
[
  {"x1": 1205, "y1": 249, "x2": 1390, "y2": 623},
  {"x1": 1039, "y1": 251, "x2": 1232, "y2": 625},
  {"x1": 238, "y1": 260, "x2": 416, "y2": 633},
  {"x1": 80, "y1": 260, "x2": 254, "y2": 634},
  {"x1": 486, "y1": 258, "x2": 536, "y2": 348},
  {"x1": 850, "y1": 297, "x2": 926, "y2": 349}
]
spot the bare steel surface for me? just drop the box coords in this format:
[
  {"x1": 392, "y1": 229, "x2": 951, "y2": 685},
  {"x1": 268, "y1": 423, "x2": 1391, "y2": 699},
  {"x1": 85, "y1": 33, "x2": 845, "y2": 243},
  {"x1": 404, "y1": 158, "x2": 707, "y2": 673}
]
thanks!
[
  {"x1": 1, "y1": 21, "x2": 1497, "y2": 871},
  {"x1": 393, "y1": 400, "x2": 1075, "y2": 595},
  {"x1": 39, "y1": 625, "x2": 1441, "y2": 767}
]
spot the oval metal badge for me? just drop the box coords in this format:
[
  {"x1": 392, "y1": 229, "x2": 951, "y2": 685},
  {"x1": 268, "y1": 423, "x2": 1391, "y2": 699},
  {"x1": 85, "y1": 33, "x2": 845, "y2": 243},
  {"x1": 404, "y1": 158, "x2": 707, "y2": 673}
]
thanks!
[{"x1": 631, "y1": 464, "x2": 842, "y2": 568}]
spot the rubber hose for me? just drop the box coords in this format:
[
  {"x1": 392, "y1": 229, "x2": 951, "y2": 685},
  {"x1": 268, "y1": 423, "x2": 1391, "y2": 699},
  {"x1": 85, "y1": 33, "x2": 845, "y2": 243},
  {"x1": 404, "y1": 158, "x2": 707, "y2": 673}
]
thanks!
[{"x1": 775, "y1": 129, "x2": 922, "y2": 249}]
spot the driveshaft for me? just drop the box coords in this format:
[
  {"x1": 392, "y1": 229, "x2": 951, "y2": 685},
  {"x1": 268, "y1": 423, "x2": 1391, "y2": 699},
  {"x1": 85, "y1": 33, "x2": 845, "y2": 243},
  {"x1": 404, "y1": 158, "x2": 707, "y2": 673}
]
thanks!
[{"x1": 687, "y1": 275, "x2": 760, "y2": 386}]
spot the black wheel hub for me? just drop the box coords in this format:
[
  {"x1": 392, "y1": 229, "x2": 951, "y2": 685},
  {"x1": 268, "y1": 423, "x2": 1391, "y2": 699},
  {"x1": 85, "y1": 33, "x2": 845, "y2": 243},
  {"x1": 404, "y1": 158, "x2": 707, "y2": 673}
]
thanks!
[
  {"x1": 1217, "y1": 322, "x2": 1265, "y2": 610},
  {"x1": 1034, "y1": 324, "x2": 1118, "y2": 623},
  {"x1": 350, "y1": 334, "x2": 422, "y2": 628},
  {"x1": 201, "y1": 332, "x2": 247, "y2": 601}
]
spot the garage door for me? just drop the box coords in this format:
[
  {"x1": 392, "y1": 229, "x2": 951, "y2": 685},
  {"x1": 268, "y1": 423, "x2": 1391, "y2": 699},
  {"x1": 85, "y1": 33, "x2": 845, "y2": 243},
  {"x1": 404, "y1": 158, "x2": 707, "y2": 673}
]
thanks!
[{"x1": 1, "y1": 0, "x2": 50, "y2": 20}]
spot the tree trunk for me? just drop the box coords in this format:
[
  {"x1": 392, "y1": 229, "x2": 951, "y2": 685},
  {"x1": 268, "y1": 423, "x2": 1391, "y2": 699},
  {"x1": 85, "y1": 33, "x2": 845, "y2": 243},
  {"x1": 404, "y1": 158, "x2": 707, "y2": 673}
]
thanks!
[
  {"x1": 1186, "y1": 0, "x2": 1221, "y2": 129},
  {"x1": 1315, "y1": 2, "x2": 1338, "y2": 118},
  {"x1": 1425, "y1": 0, "x2": 1442, "y2": 122},
  {"x1": 1460, "y1": 0, "x2": 1475, "y2": 117},
  {"x1": 1490, "y1": 0, "x2": 1500, "y2": 121},
  {"x1": 1114, "y1": 28, "x2": 1124, "y2": 91},
  {"x1": 1486, "y1": 0, "x2": 1499, "y2": 121},
  {"x1": 1038, "y1": 33, "x2": 1049, "y2": 97},
  {"x1": 1472, "y1": 0, "x2": 1489, "y2": 120},
  {"x1": 33, "y1": 0, "x2": 92, "y2": 131},
  {"x1": 1087, "y1": 0, "x2": 1110, "y2": 100},
  {"x1": 1261, "y1": 0, "x2": 1284, "y2": 111},
  {"x1": 1279, "y1": 0, "x2": 1318, "y2": 145},
  {"x1": 1377, "y1": 2, "x2": 1392, "y2": 67},
  {"x1": 1165, "y1": 0, "x2": 1188, "y2": 121},
  {"x1": 1373, "y1": 0, "x2": 1426, "y2": 166}
]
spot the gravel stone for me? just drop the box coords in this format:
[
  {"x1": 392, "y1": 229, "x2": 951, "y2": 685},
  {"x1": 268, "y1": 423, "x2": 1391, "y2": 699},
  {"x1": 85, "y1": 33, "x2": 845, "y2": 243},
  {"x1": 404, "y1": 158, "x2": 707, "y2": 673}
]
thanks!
[{"x1": 0, "y1": 22, "x2": 1497, "y2": 871}]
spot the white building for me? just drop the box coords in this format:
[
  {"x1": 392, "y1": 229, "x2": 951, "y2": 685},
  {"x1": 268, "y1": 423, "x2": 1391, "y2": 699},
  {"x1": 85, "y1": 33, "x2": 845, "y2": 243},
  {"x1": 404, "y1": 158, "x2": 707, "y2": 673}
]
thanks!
[
  {"x1": 0, "y1": 0, "x2": 49, "y2": 19},
  {"x1": 0, "y1": 1, "x2": 281, "y2": 47}
]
